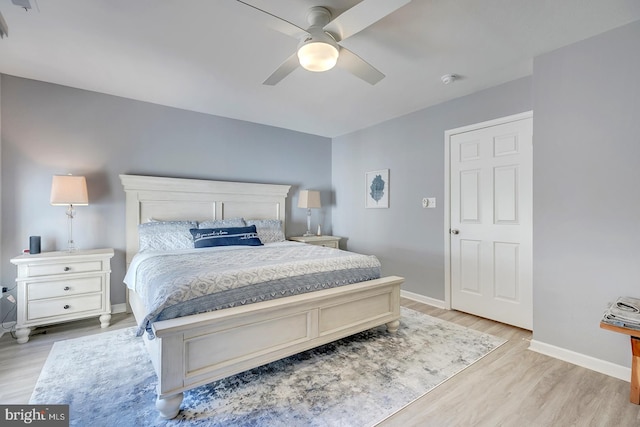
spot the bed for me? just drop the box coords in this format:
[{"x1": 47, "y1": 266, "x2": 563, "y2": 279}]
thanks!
[{"x1": 120, "y1": 174, "x2": 403, "y2": 419}]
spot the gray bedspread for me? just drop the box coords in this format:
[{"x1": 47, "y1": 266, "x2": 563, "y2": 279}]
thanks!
[{"x1": 123, "y1": 242, "x2": 381, "y2": 337}]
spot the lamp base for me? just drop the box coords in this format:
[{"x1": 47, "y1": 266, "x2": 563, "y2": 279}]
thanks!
[
  {"x1": 304, "y1": 209, "x2": 314, "y2": 238},
  {"x1": 65, "y1": 206, "x2": 79, "y2": 253}
]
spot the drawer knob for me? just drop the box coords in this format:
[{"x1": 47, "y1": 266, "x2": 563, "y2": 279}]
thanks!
[
  {"x1": 63, "y1": 304, "x2": 70, "y2": 310},
  {"x1": 63, "y1": 267, "x2": 71, "y2": 272},
  {"x1": 63, "y1": 286, "x2": 70, "y2": 291}
]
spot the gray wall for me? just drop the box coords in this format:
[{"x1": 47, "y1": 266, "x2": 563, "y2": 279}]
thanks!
[
  {"x1": 532, "y1": 20, "x2": 640, "y2": 365},
  {"x1": 332, "y1": 77, "x2": 533, "y2": 299},
  {"x1": 333, "y1": 19, "x2": 640, "y2": 369},
  {"x1": 0, "y1": 76, "x2": 332, "y2": 316}
]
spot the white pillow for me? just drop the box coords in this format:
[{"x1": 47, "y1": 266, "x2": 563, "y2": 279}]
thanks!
[
  {"x1": 138, "y1": 221, "x2": 198, "y2": 252},
  {"x1": 246, "y1": 219, "x2": 285, "y2": 244}
]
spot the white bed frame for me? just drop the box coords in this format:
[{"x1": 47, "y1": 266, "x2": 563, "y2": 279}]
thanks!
[{"x1": 120, "y1": 174, "x2": 403, "y2": 419}]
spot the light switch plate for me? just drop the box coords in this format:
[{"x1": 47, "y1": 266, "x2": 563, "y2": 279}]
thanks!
[{"x1": 422, "y1": 197, "x2": 436, "y2": 208}]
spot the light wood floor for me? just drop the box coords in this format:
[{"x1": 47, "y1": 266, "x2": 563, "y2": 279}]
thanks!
[{"x1": 1, "y1": 299, "x2": 639, "y2": 426}]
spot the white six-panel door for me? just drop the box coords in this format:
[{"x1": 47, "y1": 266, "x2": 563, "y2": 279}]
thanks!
[{"x1": 446, "y1": 113, "x2": 533, "y2": 330}]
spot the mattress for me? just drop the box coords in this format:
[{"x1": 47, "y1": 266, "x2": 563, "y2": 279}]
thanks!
[{"x1": 124, "y1": 242, "x2": 382, "y2": 337}]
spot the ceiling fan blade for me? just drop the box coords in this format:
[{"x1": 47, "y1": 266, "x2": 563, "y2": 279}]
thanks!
[
  {"x1": 263, "y1": 53, "x2": 300, "y2": 86},
  {"x1": 336, "y1": 47, "x2": 385, "y2": 85},
  {"x1": 324, "y1": 0, "x2": 412, "y2": 42},
  {"x1": 236, "y1": 0, "x2": 308, "y2": 39}
]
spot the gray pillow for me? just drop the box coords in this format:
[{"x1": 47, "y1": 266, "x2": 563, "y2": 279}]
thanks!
[{"x1": 246, "y1": 219, "x2": 285, "y2": 244}]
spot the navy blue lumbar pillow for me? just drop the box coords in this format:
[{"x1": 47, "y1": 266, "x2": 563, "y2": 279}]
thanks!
[{"x1": 190, "y1": 226, "x2": 263, "y2": 248}]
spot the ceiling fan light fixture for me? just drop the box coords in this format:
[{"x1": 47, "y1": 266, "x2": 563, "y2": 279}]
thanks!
[{"x1": 297, "y1": 41, "x2": 339, "y2": 72}]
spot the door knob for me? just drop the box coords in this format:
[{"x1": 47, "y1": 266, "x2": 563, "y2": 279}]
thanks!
[{"x1": 450, "y1": 229, "x2": 460, "y2": 235}]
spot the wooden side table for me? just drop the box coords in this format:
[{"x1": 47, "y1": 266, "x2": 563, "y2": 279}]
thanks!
[{"x1": 600, "y1": 322, "x2": 640, "y2": 404}]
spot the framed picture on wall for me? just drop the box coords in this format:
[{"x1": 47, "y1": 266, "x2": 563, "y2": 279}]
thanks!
[{"x1": 365, "y1": 169, "x2": 389, "y2": 208}]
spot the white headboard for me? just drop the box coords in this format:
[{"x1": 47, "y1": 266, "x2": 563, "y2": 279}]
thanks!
[{"x1": 120, "y1": 174, "x2": 291, "y2": 265}]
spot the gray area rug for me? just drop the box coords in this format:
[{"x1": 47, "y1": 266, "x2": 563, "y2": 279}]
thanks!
[{"x1": 30, "y1": 308, "x2": 505, "y2": 426}]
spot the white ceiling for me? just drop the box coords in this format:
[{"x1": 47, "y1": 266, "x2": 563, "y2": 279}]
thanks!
[{"x1": 1, "y1": 0, "x2": 640, "y2": 138}]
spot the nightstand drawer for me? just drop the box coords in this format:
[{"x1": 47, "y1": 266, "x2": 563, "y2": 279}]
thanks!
[
  {"x1": 288, "y1": 236, "x2": 341, "y2": 248},
  {"x1": 27, "y1": 293, "x2": 104, "y2": 321},
  {"x1": 27, "y1": 276, "x2": 103, "y2": 300},
  {"x1": 27, "y1": 260, "x2": 104, "y2": 277},
  {"x1": 317, "y1": 241, "x2": 338, "y2": 248}
]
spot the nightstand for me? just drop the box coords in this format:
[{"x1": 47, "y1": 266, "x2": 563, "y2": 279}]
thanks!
[
  {"x1": 10, "y1": 248, "x2": 114, "y2": 344},
  {"x1": 288, "y1": 235, "x2": 341, "y2": 249}
]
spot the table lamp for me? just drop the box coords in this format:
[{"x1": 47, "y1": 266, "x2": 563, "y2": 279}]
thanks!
[
  {"x1": 297, "y1": 190, "x2": 321, "y2": 237},
  {"x1": 50, "y1": 174, "x2": 88, "y2": 252}
]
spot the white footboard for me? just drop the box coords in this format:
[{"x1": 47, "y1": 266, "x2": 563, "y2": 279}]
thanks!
[{"x1": 129, "y1": 275, "x2": 403, "y2": 419}]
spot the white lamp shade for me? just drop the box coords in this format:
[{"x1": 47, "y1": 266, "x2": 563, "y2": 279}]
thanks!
[
  {"x1": 298, "y1": 190, "x2": 321, "y2": 209},
  {"x1": 297, "y1": 41, "x2": 339, "y2": 72},
  {"x1": 50, "y1": 175, "x2": 89, "y2": 206}
]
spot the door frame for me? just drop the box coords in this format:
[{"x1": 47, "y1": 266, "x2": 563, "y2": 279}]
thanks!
[{"x1": 443, "y1": 111, "x2": 533, "y2": 310}]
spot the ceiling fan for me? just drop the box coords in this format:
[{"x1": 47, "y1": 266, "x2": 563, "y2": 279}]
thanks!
[{"x1": 236, "y1": 0, "x2": 412, "y2": 86}]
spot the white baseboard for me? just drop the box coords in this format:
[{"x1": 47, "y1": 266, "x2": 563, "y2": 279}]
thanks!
[
  {"x1": 528, "y1": 339, "x2": 630, "y2": 382},
  {"x1": 401, "y1": 290, "x2": 446, "y2": 309}
]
